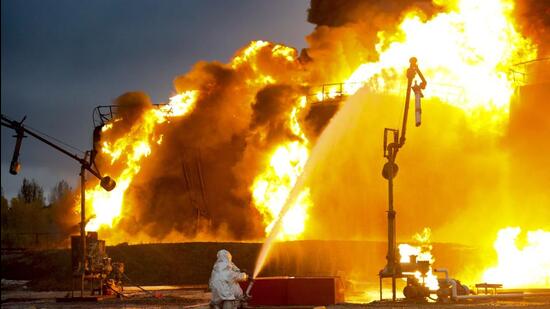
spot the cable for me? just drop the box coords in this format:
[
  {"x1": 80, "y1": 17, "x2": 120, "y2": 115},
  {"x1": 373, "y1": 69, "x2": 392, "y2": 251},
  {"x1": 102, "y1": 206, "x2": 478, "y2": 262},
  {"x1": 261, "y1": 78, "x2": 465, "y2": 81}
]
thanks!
[{"x1": 23, "y1": 123, "x2": 86, "y2": 155}]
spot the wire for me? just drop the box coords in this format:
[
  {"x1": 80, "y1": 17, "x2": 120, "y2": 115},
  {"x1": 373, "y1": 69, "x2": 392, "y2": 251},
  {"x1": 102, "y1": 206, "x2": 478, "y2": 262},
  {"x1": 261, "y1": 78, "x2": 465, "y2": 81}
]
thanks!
[{"x1": 23, "y1": 123, "x2": 86, "y2": 156}]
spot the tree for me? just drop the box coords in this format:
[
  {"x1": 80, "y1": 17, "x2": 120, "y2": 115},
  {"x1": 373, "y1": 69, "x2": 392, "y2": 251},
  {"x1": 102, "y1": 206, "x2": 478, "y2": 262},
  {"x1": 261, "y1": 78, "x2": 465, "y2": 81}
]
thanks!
[
  {"x1": 1, "y1": 187, "x2": 12, "y2": 247},
  {"x1": 49, "y1": 180, "x2": 72, "y2": 205},
  {"x1": 17, "y1": 178, "x2": 45, "y2": 205},
  {"x1": 48, "y1": 180, "x2": 79, "y2": 240},
  {"x1": 3, "y1": 179, "x2": 78, "y2": 248},
  {"x1": 1, "y1": 186, "x2": 10, "y2": 229},
  {"x1": 8, "y1": 179, "x2": 47, "y2": 242}
]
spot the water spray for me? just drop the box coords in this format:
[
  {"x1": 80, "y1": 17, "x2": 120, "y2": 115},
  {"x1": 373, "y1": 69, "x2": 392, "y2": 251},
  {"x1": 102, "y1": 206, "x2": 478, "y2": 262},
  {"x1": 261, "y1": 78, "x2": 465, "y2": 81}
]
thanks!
[{"x1": 252, "y1": 172, "x2": 308, "y2": 279}]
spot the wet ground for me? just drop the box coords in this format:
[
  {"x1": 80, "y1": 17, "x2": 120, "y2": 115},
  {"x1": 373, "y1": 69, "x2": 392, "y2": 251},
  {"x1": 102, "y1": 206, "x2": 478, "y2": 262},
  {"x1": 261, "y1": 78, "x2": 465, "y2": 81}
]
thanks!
[{"x1": 1, "y1": 285, "x2": 211, "y2": 308}]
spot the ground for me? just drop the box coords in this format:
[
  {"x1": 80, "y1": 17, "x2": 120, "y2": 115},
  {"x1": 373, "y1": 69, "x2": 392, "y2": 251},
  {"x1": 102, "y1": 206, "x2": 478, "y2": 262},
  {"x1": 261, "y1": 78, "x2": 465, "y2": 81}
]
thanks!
[
  {"x1": 1, "y1": 287, "x2": 550, "y2": 309},
  {"x1": 2, "y1": 242, "x2": 549, "y2": 308}
]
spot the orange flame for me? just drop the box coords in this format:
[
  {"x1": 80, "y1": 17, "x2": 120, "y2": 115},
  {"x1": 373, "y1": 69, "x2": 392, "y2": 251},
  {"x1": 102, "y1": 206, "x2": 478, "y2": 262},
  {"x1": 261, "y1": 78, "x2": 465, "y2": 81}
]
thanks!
[
  {"x1": 251, "y1": 95, "x2": 313, "y2": 239},
  {"x1": 83, "y1": 0, "x2": 539, "y2": 252},
  {"x1": 251, "y1": 0, "x2": 537, "y2": 241},
  {"x1": 86, "y1": 91, "x2": 198, "y2": 231}
]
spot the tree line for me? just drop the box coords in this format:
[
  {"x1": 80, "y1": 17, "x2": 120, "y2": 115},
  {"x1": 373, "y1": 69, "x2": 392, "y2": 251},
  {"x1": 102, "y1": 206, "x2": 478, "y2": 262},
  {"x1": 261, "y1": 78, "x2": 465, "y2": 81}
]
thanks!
[{"x1": 1, "y1": 178, "x2": 79, "y2": 249}]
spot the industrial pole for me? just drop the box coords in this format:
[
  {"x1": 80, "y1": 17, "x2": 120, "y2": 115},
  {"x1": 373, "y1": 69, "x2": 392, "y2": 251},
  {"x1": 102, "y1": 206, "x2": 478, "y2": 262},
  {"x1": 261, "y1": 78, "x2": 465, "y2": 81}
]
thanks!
[
  {"x1": 1, "y1": 114, "x2": 116, "y2": 298},
  {"x1": 80, "y1": 165, "x2": 86, "y2": 297},
  {"x1": 379, "y1": 57, "x2": 426, "y2": 301},
  {"x1": 387, "y1": 144, "x2": 397, "y2": 300}
]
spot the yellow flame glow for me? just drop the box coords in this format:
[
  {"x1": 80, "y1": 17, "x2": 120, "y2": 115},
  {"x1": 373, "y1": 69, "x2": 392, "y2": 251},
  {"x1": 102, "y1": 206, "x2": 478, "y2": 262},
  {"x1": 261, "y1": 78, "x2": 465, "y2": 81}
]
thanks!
[
  {"x1": 344, "y1": 0, "x2": 535, "y2": 129},
  {"x1": 482, "y1": 227, "x2": 550, "y2": 288},
  {"x1": 251, "y1": 0, "x2": 537, "y2": 241},
  {"x1": 399, "y1": 228, "x2": 439, "y2": 290}
]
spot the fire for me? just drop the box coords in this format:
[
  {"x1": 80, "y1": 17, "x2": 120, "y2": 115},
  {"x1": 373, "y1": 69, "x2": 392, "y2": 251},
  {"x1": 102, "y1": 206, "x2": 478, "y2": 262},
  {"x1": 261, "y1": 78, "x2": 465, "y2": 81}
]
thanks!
[
  {"x1": 399, "y1": 228, "x2": 439, "y2": 290},
  {"x1": 345, "y1": 0, "x2": 536, "y2": 129},
  {"x1": 252, "y1": 0, "x2": 536, "y2": 240},
  {"x1": 251, "y1": 140, "x2": 312, "y2": 239},
  {"x1": 82, "y1": 0, "x2": 539, "y2": 247},
  {"x1": 85, "y1": 39, "x2": 302, "y2": 234},
  {"x1": 231, "y1": 40, "x2": 270, "y2": 69},
  {"x1": 482, "y1": 227, "x2": 550, "y2": 288},
  {"x1": 85, "y1": 91, "x2": 198, "y2": 231},
  {"x1": 250, "y1": 92, "x2": 314, "y2": 240}
]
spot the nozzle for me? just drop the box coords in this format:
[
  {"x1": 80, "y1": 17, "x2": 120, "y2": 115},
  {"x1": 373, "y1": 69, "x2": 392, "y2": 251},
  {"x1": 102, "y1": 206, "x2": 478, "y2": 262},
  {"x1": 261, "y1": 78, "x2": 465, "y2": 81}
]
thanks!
[
  {"x1": 245, "y1": 279, "x2": 255, "y2": 298},
  {"x1": 100, "y1": 176, "x2": 116, "y2": 191},
  {"x1": 407, "y1": 57, "x2": 418, "y2": 80},
  {"x1": 10, "y1": 128, "x2": 25, "y2": 175},
  {"x1": 9, "y1": 161, "x2": 21, "y2": 175}
]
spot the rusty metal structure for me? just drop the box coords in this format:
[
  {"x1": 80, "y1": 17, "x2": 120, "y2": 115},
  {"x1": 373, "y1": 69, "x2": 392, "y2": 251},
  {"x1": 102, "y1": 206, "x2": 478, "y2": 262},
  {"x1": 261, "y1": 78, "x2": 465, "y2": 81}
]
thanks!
[{"x1": 70, "y1": 232, "x2": 124, "y2": 296}]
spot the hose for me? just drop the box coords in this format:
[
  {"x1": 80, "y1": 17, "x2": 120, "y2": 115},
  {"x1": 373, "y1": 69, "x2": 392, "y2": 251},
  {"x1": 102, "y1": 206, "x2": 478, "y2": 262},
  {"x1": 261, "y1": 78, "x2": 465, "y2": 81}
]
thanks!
[{"x1": 121, "y1": 273, "x2": 162, "y2": 298}]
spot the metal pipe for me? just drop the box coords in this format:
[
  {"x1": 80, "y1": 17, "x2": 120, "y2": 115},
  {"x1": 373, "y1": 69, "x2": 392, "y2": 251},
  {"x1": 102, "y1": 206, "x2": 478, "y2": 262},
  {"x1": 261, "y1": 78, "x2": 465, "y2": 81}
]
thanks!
[
  {"x1": 455, "y1": 293, "x2": 550, "y2": 300},
  {"x1": 1, "y1": 114, "x2": 103, "y2": 179},
  {"x1": 450, "y1": 279, "x2": 458, "y2": 300},
  {"x1": 447, "y1": 274, "x2": 550, "y2": 301},
  {"x1": 399, "y1": 60, "x2": 415, "y2": 147},
  {"x1": 387, "y1": 145, "x2": 397, "y2": 301},
  {"x1": 433, "y1": 268, "x2": 449, "y2": 281},
  {"x1": 414, "y1": 84, "x2": 422, "y2": 127}
]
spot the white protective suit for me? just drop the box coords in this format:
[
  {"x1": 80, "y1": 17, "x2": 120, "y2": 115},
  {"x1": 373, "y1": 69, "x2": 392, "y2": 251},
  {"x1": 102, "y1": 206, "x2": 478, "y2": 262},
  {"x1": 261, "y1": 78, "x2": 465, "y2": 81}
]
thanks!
[{"x1": 209, "y1": 249, "x2": 248, "y2": 307}]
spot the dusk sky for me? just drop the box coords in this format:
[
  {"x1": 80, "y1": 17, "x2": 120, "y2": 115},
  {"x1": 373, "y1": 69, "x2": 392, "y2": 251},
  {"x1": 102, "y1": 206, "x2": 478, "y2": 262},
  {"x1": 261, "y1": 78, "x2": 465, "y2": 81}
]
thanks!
[{"x1": 1, "y1": 0, "x2": 313, "y2": 199}]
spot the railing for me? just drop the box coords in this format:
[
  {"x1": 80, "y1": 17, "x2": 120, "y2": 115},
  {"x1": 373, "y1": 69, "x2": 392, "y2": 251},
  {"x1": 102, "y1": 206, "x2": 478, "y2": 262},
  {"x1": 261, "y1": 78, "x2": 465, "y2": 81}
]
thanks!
[
  {"x1": 92, "y1": 103, "x2": 166, "y2": 127},
  {"x1": 509, "y1": 57, "x2": 550, "y2": 87},
  {"x1": 306, "y1": 82, "x2": 364, "y2": 104}
]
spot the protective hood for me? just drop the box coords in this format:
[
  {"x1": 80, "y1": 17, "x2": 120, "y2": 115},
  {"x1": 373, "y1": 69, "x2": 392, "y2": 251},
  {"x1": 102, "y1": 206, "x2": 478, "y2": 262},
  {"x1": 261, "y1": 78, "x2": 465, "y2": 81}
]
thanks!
[{"x1": 209, "y1": 249, "x2": 247, "y2": 303}]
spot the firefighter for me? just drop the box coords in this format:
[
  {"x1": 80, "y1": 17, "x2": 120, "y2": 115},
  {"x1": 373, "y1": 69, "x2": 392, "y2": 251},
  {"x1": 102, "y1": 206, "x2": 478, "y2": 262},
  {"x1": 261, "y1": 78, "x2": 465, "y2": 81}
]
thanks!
[{"x1": 209, "y1": 249, "x2": 248, "y2": 309}]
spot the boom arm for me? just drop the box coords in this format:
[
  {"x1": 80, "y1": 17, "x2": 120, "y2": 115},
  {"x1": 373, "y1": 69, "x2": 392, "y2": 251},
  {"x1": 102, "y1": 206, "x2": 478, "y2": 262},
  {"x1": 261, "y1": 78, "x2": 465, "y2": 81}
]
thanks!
[{"x1": 1, "y1": 114, "x2": 115, "y2": 190}]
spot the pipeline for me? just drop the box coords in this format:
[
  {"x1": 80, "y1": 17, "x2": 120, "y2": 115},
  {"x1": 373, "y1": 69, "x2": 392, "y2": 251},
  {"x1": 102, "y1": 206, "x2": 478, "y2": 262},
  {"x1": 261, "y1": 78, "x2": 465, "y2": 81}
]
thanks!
[
  {"x1": 449, "y1": 279, "x2": 550, "y2": 301},
  {"x1": 434, "y1": 268, "x2": 550, "y2": 301},
  {"x1": 454, "y1": 293, "x2": 550, "y2": 301}
]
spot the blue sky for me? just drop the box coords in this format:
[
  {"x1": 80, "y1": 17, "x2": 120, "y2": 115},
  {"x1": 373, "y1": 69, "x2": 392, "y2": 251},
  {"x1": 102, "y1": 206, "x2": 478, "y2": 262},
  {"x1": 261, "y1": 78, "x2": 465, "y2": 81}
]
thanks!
[{"x1": 1, "y1": 0, "x2": 314, "y2": 199}]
